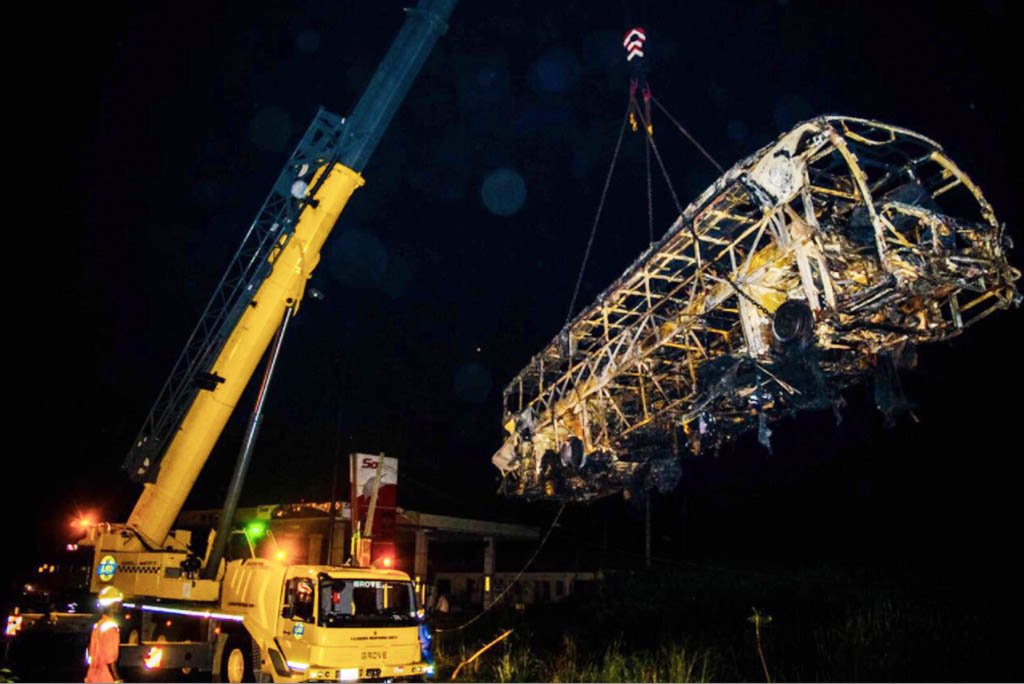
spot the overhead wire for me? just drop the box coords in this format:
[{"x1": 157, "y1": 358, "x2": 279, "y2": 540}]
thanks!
[{"x1": 435, "y1": 502, "x2": 567, "y2": 634}]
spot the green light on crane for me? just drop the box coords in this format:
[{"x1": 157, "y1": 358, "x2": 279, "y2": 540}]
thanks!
[{"x1": 244, "y1": 521, "x2": 267, "y2": 542}]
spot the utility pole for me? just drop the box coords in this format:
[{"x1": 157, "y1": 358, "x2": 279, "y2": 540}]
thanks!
[
  {"x1": 601, "y1": 498, "x2": 609, "y2": 571},
  {"x1": 645, "y1": 495, "x2": 652, "y2": 570},
  {"x1": 325, "y1": 460, "x2": 339, "y2": 565}
]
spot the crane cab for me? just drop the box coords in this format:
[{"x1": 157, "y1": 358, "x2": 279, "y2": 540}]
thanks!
[{"x1": 221, "y1": 560, "x2": 428, "y2": 681}]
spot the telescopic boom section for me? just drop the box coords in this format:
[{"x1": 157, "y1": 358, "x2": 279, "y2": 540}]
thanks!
[{"x1": 125, "y1": 0, "x2": 457, "y2": 548}]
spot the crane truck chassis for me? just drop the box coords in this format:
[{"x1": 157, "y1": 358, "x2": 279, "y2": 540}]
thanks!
[{"x1": 91, "y1": 550, "x2": 430, "y2": 682}]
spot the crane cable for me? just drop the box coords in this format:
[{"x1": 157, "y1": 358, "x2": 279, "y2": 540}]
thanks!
[
  {"x1": 629, "y1": 93, "x2": 775, "y2": 312},
  {"x1": 566, "y1": 27, "x2": 735, "y2": 319},
  {"x1": 645, "y1": 117, "x2": 654, "y2": 246},
  {"x1": 636, "y1": 98, "x2": 771, "y2": 312},
  {"x1": 651, "y1": 95, "x2": 726, "y2": 174},
  {"x1": 633, "y1": 99, "x2": 683, "y2": 217},
  {"x1": 565, "y1": 101, "x2": 632, "y2": 325},
  {"x1": 631, "y1": 95, "x2": 702, "y2": 272},
  {"x1": 434, "y1": 502, "x2": 567, "y2": 634}
]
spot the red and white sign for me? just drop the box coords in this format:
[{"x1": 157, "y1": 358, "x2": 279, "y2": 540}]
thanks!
[
  {"x1": 349, "y1": 454, "x2": 398, "y2": 564},
  {"x1": 623, "y1": 27, "x2": 646, "y2": 62}
]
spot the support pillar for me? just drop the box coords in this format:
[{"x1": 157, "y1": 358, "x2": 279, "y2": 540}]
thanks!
[
  {"x1": 308, "y1": 533, "x2": 323, "y2": 565},
  {"x1": 330, "y1": 521, "x2": 347, "y2": 566},
  {"x1": 414, "y1": 529, "x2": 429, "y2": 606}
]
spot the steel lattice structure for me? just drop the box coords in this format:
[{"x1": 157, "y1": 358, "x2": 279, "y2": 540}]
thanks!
[
  {"x1": 493, "y1": 116, "x2": 1019, "y2": 501},
  {"x1": 124, "y1": 110, "x2": 347, "y2": 481}
]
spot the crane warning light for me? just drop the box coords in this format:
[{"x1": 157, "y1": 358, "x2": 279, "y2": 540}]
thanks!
[
  {"x1": 143, "y1": 646, "x2": 164, "y2": 669},
  {"x1": 275, "y1": 550, "x2": 287, "y2": 561},
  {"x1": 244, "y1": 521, "x2": 267, "y2": 541}
]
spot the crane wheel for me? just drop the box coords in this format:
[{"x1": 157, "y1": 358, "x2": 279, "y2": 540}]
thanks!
[{"x1": 214, "y1": 633, "x2": 256, "y2": 683}]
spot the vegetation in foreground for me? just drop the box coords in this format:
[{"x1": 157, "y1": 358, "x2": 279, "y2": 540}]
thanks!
[{"x1": 433, "y1": 563, "x2": 1011, "y2": 682}]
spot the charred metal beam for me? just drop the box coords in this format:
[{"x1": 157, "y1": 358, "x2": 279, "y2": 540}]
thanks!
[{"x1": 494, "y1": 116, "x2": 1020, "y2": 501}]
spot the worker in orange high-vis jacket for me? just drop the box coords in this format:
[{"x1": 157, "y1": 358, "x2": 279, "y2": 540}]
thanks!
[{"x1": 85, "y1": 586, "x2": 123, "y2": 683}]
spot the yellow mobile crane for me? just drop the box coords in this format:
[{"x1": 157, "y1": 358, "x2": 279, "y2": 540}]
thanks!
[{"x1": 77, "y1": 1, "x2": 456, "y2": 680}]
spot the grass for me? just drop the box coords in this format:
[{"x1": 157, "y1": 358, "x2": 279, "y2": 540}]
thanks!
[
  {"x1": 434, "y1": 563, "x2": 1013, "y2": 682},
  {"x1": 442, "y1": 633, "x2": 716, "y2": 683}
]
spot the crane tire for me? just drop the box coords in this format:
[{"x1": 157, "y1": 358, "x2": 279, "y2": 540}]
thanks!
[{"x1": 214, "y1": 633, "x2": 256, "y2": 683}]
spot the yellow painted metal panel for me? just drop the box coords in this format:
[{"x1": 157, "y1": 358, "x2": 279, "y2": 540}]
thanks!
[{"x1": 129, "y1": 165, "x2": 365, "y2": 547}]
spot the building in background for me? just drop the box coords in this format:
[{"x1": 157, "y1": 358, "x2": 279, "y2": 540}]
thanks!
[{"x1": 177, "y1": 503, "x2": 600, "y2": 610}]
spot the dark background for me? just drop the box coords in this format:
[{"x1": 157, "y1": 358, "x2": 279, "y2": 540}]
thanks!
[{"x1": 9, "y1": 0, "x2": 1020, "y2": 616}]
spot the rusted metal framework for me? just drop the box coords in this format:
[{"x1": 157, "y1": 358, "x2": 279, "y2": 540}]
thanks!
[{"x1": 493, "y1": 116, "x2": 1019, "y2": 501}]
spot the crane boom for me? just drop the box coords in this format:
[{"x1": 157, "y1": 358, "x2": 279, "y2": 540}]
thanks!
[{"x1": 123, "y1": 0, "x2": 457, "y2": 549}]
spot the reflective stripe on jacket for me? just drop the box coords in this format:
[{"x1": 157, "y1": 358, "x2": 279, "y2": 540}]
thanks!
[{"x1": 84, "y1": 617, "x2": 119, "y2": 683}]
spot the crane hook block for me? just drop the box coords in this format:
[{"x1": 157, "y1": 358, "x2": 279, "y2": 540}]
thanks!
[{"x1": 623, "y1": 27, "x2": 646, "y2": 62}]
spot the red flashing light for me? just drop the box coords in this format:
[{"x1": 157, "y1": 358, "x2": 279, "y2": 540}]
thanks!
[
  {"x1": 143, "y1": 646, "x2": 163, "y2": 670},
  {"x1": 370, "y1": 555, "x2": 395, "y2": 570}
]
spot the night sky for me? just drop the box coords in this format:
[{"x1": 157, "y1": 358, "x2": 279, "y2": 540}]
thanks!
[{"x1": 14, "y1": 0, "x2": 1020, "y2": 594}]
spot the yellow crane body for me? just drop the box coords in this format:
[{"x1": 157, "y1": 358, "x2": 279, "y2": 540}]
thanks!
[{"x1": 127, "y1": 165, "x2": 364, "y2": 549}]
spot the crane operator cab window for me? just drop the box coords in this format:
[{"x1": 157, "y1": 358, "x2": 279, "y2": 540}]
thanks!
[
  {"x1": 281, "y1": 578, "x2": 316, "y2": 623},
  {"x1": 318, "y1": 577, "x2": 418, "y2": 627}
]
